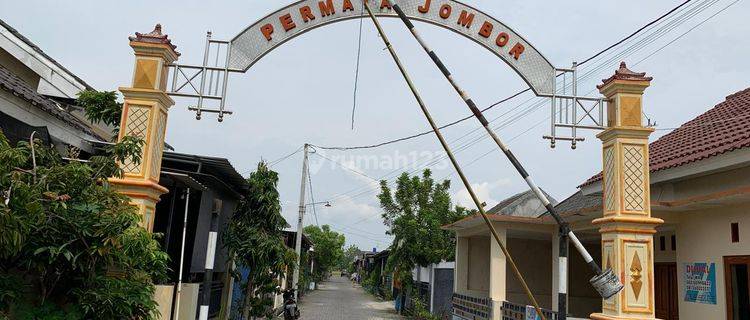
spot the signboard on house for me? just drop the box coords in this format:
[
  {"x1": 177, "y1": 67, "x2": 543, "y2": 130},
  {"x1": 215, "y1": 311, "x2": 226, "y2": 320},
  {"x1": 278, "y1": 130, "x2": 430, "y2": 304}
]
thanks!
[
  {"x1": 683, "y1": 262, "x2": 716, "y2": 304},
  {"x1": 525, "y1": 306, "x2": 541, "y2": 320}
]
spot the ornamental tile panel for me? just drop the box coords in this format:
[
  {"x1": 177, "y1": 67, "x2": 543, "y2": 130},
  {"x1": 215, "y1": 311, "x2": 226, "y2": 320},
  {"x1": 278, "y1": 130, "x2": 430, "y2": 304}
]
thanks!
[
  {"x1": 122, "y1": 106, "x2": 150, "y2": 174},
  {"x1": 623, "y1": 145, "x2": 645, "y2": 212},
  {"x1": 148, "y1": 112, "x2": 167, "y2": 179},
  {"x1": 603, "y1": 146, "x2": 616, "y2": 212}
]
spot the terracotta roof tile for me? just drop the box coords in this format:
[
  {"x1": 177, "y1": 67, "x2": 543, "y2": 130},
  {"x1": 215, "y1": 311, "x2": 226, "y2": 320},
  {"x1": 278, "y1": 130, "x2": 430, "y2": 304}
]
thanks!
[{"x1": 582, "y1": 87, "x2": 750, "y2": 186}]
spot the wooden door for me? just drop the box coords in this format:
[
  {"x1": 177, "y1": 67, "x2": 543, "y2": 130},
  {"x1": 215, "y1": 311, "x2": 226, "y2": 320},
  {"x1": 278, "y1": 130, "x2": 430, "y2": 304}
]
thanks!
[
  {"x1": 725, "y1": 256, "x2": 750, "y2": 320},
  {"x1": 655, "y1": 263, "x2": 679, "y2": 320}
]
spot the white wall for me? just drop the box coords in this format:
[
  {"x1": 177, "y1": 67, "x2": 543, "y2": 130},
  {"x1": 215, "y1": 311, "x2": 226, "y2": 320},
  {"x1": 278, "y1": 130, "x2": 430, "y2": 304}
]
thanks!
[
  {"x1": 676, "y1": 203, "x2": 750, "y2": 320},
  {"x1": 468, "y1": 236, "x2": 490, "y2": 293}
]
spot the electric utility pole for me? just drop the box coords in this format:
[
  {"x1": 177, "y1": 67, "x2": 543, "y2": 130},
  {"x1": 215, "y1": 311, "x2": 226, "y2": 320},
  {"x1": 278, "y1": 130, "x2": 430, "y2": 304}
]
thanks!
[{"x1": 292, "y1": 143, "x2": 309, "y2": 300}]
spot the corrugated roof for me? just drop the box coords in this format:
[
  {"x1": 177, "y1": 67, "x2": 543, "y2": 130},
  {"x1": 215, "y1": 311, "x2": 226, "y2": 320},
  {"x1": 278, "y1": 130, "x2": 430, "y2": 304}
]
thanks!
[
  {"x1": 582, "y1": 87, "x2": 750, "y2": 187},
  {"x1": 162, "y1": 151, "x2": 249, "y2": 195}
]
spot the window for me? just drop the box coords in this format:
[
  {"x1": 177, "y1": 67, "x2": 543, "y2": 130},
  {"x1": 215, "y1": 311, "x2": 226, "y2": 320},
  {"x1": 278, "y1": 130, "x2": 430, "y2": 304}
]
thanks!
[
  {"x1": 732, "y1": 223, "x2": 740, "y2": 243},
  {"x1": 660, "y1": 236, "x2": 666, "y2": 251}
]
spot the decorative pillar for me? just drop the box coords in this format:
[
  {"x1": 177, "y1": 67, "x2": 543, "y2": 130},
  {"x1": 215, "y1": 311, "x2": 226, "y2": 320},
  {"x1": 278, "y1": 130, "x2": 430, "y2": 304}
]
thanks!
[
  {"x1": 109, "y1": 24, "x2": 179, "y2": 232},
  {"x1": 590, "y1": 62, "x2": 663, "y2": 320}
]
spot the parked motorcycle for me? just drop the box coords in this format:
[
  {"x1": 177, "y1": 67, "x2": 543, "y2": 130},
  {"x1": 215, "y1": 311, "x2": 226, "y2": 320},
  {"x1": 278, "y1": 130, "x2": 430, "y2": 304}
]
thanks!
[{"x1": 282, "y1": 288, "x2": 300, "y2": 320}]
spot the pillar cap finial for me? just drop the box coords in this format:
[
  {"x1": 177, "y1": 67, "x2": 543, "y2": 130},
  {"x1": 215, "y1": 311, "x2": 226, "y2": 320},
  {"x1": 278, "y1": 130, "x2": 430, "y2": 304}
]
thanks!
[
  {"x1": 597, "y1": 61, "x2": 652, "y2": 89},
  {"x1": 129, "y1": 23, "x2": 180, "y2": 56}
]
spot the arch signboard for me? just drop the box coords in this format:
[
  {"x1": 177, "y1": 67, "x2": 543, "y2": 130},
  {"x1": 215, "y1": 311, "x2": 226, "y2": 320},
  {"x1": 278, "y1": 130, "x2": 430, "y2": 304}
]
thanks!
[{"x1": 228, "y1": 0, "x2": 556, "y2": 95}]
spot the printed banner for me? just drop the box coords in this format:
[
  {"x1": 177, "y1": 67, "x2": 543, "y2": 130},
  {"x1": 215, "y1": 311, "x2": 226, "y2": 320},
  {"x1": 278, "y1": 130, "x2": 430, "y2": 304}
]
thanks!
[
  {"x1": 525, "y1": 306, "x2": 541, "y2": 320},
  {"x1": 683, "y1": 262, "x2": 716, "y2": 305}
]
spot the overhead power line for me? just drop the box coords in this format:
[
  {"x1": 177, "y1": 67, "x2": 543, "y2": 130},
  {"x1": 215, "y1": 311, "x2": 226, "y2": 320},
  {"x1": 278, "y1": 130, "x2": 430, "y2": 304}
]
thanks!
[
  {"x1": 311, "y1": 151, "x2": 380, "y2": 182},
  {"x1": 316, "y1": 0, "x2": 726, "y2": 204},
  {"x1": 351, "y1": 2, "x2": 366, "y2": 130},
  {"x1": 633, "y1": 0, "x2": 740, "y2": 66},
  {"x1": 307, "y1": 164, "x2": 320, "y2": 227},
  {"x1": 578, "y1": 0, "x2": 694, "y2": 65},
  {"x1": 312, "y1": 0, "x2": 697, "y2": 151}
]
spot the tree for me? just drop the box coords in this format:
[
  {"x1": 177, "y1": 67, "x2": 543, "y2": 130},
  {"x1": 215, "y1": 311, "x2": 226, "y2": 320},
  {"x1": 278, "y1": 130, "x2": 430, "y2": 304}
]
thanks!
[
  {"x1": 223, "y1": 161, "x2": 296, "y2": 319},
  {"x1": 0, "y1": 90, "x2": 168, "y2": 319},
  {"x1": 377, "y1": 169, "x2": 470, "y2": 293},
  {"x1": 76, "y1": 90, "x2": 122, "y2": 138},
  {"x1": 303, "y1": 225, "x2": 345, "y2": 280},
  {"x1": 340, "y1": 244, "x2": 361, "y2": 272}
]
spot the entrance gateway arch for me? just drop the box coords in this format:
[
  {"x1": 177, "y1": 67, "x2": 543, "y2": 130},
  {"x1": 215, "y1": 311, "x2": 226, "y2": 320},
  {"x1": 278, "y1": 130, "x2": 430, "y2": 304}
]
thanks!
[
  {"x1": 109, "y1": 1, "x2": 663, "y2": 320},
  {"x1": 228, "y1": 0, "x2": 556, "y2": 96}
]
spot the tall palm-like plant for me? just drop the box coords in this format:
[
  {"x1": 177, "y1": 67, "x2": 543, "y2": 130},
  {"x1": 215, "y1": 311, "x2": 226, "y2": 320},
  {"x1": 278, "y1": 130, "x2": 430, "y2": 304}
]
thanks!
[{"x1": 224, "y1": 162, "x2": 295, "y2": 319}]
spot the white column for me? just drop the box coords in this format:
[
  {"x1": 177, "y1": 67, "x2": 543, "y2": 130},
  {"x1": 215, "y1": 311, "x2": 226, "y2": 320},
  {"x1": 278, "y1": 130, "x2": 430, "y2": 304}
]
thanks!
[
  {"x1": 455, "y1": 236, "x2": 469, "y2": 293},
  {"x1": 489, "y1": 227, "x2": 507, "y2": 320}
]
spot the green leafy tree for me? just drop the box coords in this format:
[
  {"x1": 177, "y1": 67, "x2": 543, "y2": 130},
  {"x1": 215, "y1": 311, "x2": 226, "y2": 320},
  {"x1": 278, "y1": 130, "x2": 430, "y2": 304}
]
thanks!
[
  {"x1": 77, "y1": 90, "x2": 122, "y2": 137},
  {"x1": 223, "y1": 162, "x2": 296, "y2": 319},
  {"x1": 303, "y1": 225, "x2": 345, "y2": 280},
  {"x1": 377, "y1": 169, "x2": 470, "y2": 293},
  {"x1": 0, "y1": 90, "x2": 168, "y2": 319},
  {"x1": 340, "y1": 244, "x2": 361, "y2": 272}
]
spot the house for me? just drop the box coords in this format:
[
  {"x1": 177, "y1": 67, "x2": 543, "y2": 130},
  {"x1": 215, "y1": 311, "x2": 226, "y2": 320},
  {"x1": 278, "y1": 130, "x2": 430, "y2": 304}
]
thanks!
[
  {"x1": 0, "y1": 18, "x2": 108, "y2": 155},
  {"x1": 148, "y1": 151, "x2": 249, "y2": 319},
  {"x1": 353, "y1": 249, "x2": 378, "y2": 282},
  {"x1": 371, "y1": 249, "x2": 393, "y2": 298},
  {"x1": 0, "y1": 19, "x2": 253, "y2": 320},
  {"x1": 444, "y1": 86, "x2": 750, "y2": 320},
  {"x1": 408, "y1": 261, "x2": 456, "y2": 318},
  {"x1": 278, "y1": 230, "x2": 313, "y2": 310}
]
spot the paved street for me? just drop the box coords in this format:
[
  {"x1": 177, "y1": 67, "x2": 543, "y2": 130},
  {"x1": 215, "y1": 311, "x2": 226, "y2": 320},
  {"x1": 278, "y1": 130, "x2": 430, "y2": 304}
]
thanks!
[{"x1": 298, "y1": 276, "x2": 402, "y2": 320}]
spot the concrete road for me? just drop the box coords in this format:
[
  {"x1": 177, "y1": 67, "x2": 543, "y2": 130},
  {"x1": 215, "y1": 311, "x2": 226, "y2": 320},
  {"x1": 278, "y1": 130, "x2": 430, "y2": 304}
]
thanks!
[{"x1": 298, "y1": 276, "x2": 402, "y2": 320}]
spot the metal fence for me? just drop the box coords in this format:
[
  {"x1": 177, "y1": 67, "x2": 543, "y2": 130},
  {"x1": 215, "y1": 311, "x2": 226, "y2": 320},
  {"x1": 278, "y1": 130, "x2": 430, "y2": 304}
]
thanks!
[
  {"x1": 501, "y1": 300, "x2": 558, "y2": 320},
  {"x1": 451, "y1": 293, "x2": 492, "y2": 320},
  {"x1": 451, "y1": 294, "x2": 560, "y2": 320}
]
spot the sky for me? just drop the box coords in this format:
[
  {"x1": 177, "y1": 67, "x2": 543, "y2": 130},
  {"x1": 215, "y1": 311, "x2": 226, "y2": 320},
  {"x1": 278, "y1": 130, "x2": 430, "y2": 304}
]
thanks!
[{"x1": 2, "y1": 0, "x2": 748, "y2": 250}]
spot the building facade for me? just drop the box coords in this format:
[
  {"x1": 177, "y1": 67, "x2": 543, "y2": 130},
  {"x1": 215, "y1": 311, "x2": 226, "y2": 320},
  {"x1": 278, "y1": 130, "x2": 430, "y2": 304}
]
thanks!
[
  {"x1": 445, "y1": 86, "x2": 750, "y2": 320},
  {"x1": 0, "y1": 18, "x2": 108, "y2": 155}
]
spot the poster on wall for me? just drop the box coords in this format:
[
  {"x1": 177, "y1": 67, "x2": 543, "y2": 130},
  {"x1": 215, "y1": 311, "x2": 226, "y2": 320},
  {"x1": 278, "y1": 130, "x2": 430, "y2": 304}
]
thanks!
[
  {"x1": 525, "y1": 306, "x2": 541, "y2": 320},
  {"x1": 683, "y1": 262, "x2": 716, "y2": 304}
]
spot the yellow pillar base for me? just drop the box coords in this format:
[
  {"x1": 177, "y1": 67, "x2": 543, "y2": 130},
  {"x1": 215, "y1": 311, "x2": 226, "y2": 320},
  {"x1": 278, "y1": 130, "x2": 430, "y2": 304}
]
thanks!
[
  {"x1": 590, "y1": 217, "x2": 663, "y2": 320},
  {"x1": 109, "y1": 178, "x2": 168, "y2": 231}
]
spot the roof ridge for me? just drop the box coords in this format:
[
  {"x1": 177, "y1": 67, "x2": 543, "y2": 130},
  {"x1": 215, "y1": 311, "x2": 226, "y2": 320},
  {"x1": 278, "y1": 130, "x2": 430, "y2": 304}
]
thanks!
[{"x1": 726, "y1": 87, "x2": 750, "y2": 100}]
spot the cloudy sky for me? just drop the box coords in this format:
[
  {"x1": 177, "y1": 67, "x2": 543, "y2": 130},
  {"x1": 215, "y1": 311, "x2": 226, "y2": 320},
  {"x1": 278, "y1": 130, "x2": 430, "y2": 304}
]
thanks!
[{"x1": 3, "y1": 0, "x2": 748, "y2": 250}]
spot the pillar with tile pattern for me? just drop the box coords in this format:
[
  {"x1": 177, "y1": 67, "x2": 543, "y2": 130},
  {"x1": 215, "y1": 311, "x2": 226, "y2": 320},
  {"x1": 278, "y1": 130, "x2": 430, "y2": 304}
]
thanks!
[
  {"x1": 590, "y1": 62, "x2": 663, "y2": 320},
  {"x1": 109, "y1": 24, "x2": 179, "y2": 232}
]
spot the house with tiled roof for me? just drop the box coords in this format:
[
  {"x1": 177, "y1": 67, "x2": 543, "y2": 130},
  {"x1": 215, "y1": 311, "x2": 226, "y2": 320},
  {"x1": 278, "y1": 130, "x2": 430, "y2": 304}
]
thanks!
[
  {"x1": 0, "y1": 18, "x2": 109, "y2": 154},
  {"x1": 0, "y1": 20, "x2": 258, "y2": 319},
  {"x1": 444, "y1": 86, "x2": 750, "y2": 320}
]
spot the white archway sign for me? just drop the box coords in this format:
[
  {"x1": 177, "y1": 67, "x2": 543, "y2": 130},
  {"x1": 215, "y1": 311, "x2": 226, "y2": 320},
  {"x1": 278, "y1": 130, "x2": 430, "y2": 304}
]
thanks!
[
  {"x1": 229, "y1": 0, "x2": 556, "y2": 96},
  {"x1": 167, "y1": 0, "x2": 603, "y2": 146}
]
